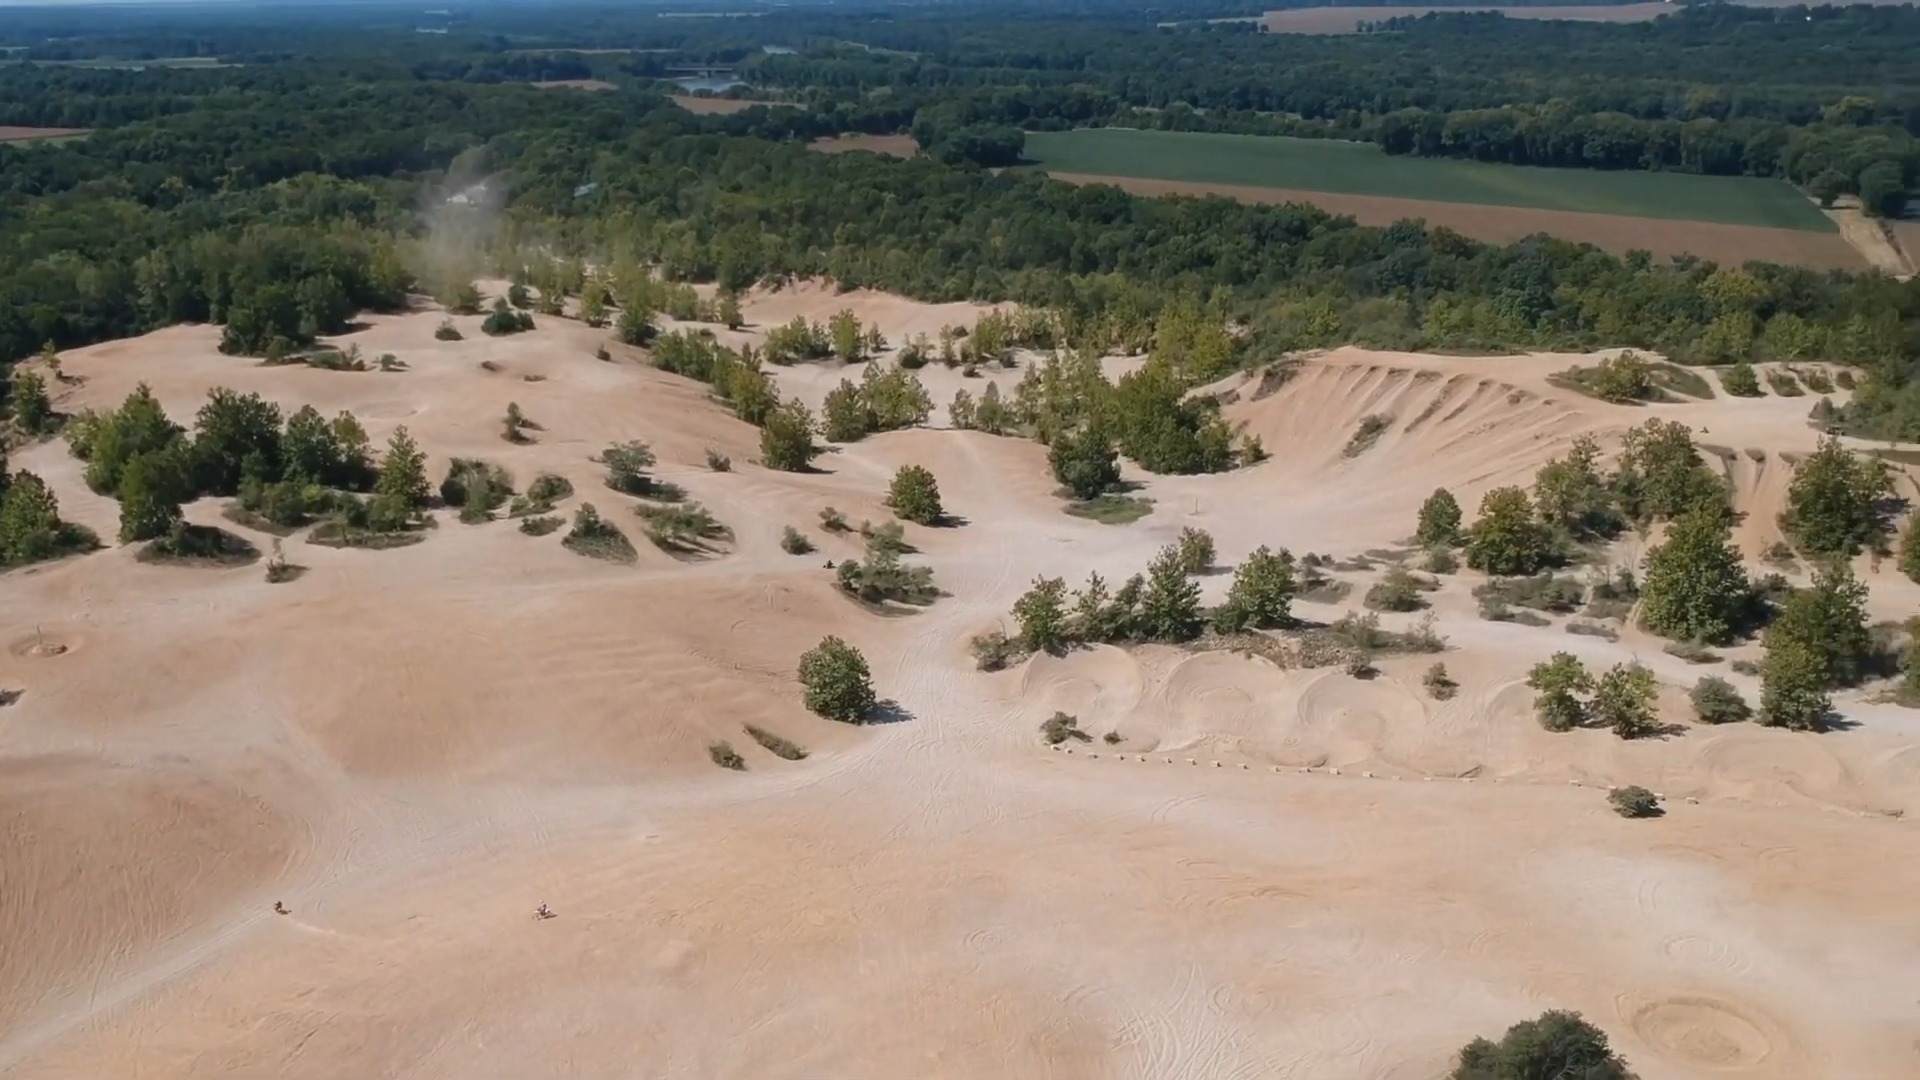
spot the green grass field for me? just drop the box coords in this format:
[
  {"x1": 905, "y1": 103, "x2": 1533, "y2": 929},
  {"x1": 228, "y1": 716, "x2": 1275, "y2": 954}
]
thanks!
[{"x1": 1025, "y1": 129, "x2": 1834, "y2": 231}]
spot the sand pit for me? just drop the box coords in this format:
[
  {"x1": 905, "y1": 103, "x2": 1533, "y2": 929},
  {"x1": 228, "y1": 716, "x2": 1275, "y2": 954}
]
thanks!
[{"x1": 2, "y1": 295, "x2": 1917, "y2": 1078}]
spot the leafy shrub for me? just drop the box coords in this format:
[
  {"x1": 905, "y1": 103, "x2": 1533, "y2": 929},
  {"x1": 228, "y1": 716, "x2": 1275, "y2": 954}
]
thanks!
[
  {"x1": 1719, "y1": 362, "x2": 1762, "y2": 397},
  {"x1": 780, "y1": 526, "x2": 814, "y2": 554},
  {"x1": 1365, "y1": 566, "x2": 1428, "y2": 612},
  {"x1": 819, "y1": 506, "x2": 851, "y2": 533},
  {"x1": 1040, "y1": 711, "x2": 1088, "y2": 745},
  {"x1": 1415, "y1": 488, "x2": 1463, "y2": 547},
  {"x1": 1343, "y1": 413, "x2": 1393, "y2": 457},
  {"x1": 1800, "y1": 367, "x2": 1834, "y2": 394},
  {"x1": 439, "y1": 458, "x2": 513, "y2": 518},
  {"x1": 1423, "y1": 663, "x2": 1458, "y2": 700},
  {"x1": 1593, "y1": 662, "x2": 1660, "y2": 738},
  {"x1": 434, "y1": 319, "x2": 463, "y2": 342},
  {"x1": 635, "y1": 501, "x2": 730, "y2": 554},
  {"x1": 1173, "y1": 527, "x2": 1215, "y2": 575},
  {"x1": 1451, "y1": 1009, "x2": 1634, "y2": 1080},
  {"x1": 1691, "y1": 676, "x2": 1750, "y2": 724},
  {"x1": 138, "y1": 522, "x2": 259, "y2": 566},
  {"x1": 561, "y1": 503, "x2": 636, "y2": 563},
  {"x1": 744, "y1": 724, "x2": 807, "y2": 760},
  {"x1": 836, "y1": 547, "x2": 938, "y2": 606},
  {"x1": 708, "y1": 741, "x2": 745, "y2": 770},
  {"x1": 1765, "y1": 367, "x2": 1803, "y2": 396},
  {"x1": 1475, "y1": 574, "x2": 1583, "y2": 614},
  {"x1": 518, "y1": 514, "x2": 563, "y2": 536},
  {"x1": 480, "y1": 298, "x2": 535, "y2": 336},
  {"x1": 1064, "y1": 493, "x2": 1152, "y2": 524},
  {"x1": 1663, "y1": 640, "x2": 1722, "y2": 664},
  {"x1": 799, "y1": 636, "x2": 875, "y2": 723},
  {"x1": 509, "y1": 473, "x2": 573, "y2": 516},
  {"x1": 886, "y1": 464, "x2": 944, "y2": 525},
  {"x1": 1565, "y1": 620, "x2": 1618, "y2": 641},
  {"x1": 1527, "y1": 653, "x2": 1592, "y2": 732},
  {"x1": 1609, "y1": 786, "x2": 1661, "y2": 819},
  {"x1": 1555, "y1": 351, "x2": 1653, "y2": 402},
  {"x1": 705, "y1": 449, "x2": 732, "y2": 472},
  {"x1": 969, "y1": 629, "x2": 1019, "y2": 671}
]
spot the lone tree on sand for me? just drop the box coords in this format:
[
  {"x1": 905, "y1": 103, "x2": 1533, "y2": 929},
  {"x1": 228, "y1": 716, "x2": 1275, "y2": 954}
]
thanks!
[
  {"x1": 1415, "y1": 487, "x2": 1462, "y2": 548},
  {"x1": 799, "y1": 636, "x2": 876, "y2": 724},
  {"x1": 1466, "y1": 487, "x2": 1553, "y2": 576},
  {"x1": 1450, "y1": 1009, "x2": 1635, "y2": 1080},
  {"x1": 1527, "y1": 652, "x2": 1592, "y2": 732},
  {"x1": 887, "y1": 464, "x2": 944, "y2": 525},
  {"x1": 1638, "y1": 504, "x2": 1750, "y2": 645}
]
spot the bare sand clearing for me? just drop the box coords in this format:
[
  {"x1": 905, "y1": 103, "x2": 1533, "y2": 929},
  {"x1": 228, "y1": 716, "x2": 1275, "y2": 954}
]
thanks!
[
  {"x1": 1046, "y1": 173, "x2": 1870, "y2": 271},
  {"x1": 3, "y1": 293, "x2": 1918, "y2": 1078},
  {"x1": 806, "y1": 133, "x2": 920, "y2": 158},
  {"x1": 0, "y1": 126, "x2": 89, "y2": 143},
  {"x1": 669, "y1": 94, "x2": 759, "y2": 115}
]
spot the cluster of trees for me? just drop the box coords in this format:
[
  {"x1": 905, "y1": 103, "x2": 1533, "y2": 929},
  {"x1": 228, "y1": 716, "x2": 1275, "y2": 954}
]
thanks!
[
  {"x1": 0, "y1": 455, "x2": 98, "y2": 569},
  {"x1": 65, "y1": 383, "x2": 427, "y2": 546},
  {"x1": 1525, "y1": 653, "x2": 1662, "y2": 738},
  {"x1": 823, "y1": 365, "x2": 933, "y2": 442},
  {"x1": 981, "y1": 535, "x2": 1295, "y2": 667}
]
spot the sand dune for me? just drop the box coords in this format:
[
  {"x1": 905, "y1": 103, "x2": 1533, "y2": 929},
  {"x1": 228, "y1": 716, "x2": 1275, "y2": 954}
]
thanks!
[{"x1": 2, "y1": 294, "x2": 1916, "y2": 1078}]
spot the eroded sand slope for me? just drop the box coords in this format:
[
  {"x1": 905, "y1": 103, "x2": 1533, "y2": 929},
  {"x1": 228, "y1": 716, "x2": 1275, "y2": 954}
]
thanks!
[{"x1": 2, "y1": 292, "x2": 1917, "y2": 1079}]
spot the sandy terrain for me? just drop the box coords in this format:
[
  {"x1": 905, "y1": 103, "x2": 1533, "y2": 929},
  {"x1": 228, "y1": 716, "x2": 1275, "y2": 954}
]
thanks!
[
  {"x1": 0, "y1": 126, "x2": 89, "y2": 143},
  {"x1": 2, "y1": 290, "x2": 1917, "y2": 1079},
  {"x1": 807, "y1": 133, "x2": 920, "y2": 158},
  {"x1": 1823, "y1": 203, "x2": 1915, "y2": 278},
  {"x1": 1046, "y1": 172, "x2": 1869, "y2": 271},
  {"x1": 1259, "y1": 4, "x2": 1676, "y2": 33}
]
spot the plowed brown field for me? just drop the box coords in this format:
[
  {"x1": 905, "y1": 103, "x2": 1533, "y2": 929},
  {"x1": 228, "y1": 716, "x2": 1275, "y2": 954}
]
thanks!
[{"x1": 1047, "y1": 172, "x2": 1868, "y2": 269}]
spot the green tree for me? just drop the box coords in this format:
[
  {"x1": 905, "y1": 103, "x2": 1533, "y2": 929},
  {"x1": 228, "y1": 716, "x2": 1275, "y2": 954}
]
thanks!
[
  {"x1": 1807, "y1": 168, "x2": 1850, "y2": 208},
  {"x1": 1213, "y1": 545, "x2": 1296, "y2": 632},
  {"x1": 1720, "y1": 361, "x2": 1762, "y2": 397},
  {"x1": 760, "y1": 400, "x2": 819, "y2": 472},
  {"x1": 282, "y1": 405, "x2": 342, "y2": 486},
  {"x1": 1691, "y1": 676, "x2": 1750, "y2": 724},
  {"x1": 1466, "y1": 487, "x2": 1553, "y2": 576},
  {"x1": 1415, "y1": 488, "x2": 1463, "y2": 548},
  {"x1": 821, "y1": 379, "x2": 871, "y2": 442},
  {"x1": 798, "y1": 636, "x2": 876, "y2": 724},
  {"x1": 1638, "y1": 505, "x2": 1751, "y2": 644},
  {"x1": 828, "y1": 309, "x2": 864, "y2": 361},
  {"x1": 1527, "y1": 653, "x2": 1592, "y2": 732},
  {"x1": 1759, "y1": 636, "x2": 1832, "y2": 731},
  {"x1": 191, "y1": 388, "x2": 283, "y2": 495},
  {"x1": 1451, "y1": 1010, "x2": 1633, "y2": 1080},
  {"x1": 1174, "y1": 527, "x2": 1215, "y2": 575},
  {"x1": 1012, "y1": 576, "x2": 1070, "y2": 654},
  {"x1": 117, "y1": 450, "x2": 189, "y2": 542},
  {"x1": 1614, "y1": 419, "x2": 1725, "y2": 522},
  {"x1": 1766, "y1": 561, "x2": 1874, "y2": 688},
  {"x1": 1780, "y1": 435, "x2": 1894, "y2": 557},
  {"x1": 578, "y1": 278, "x2": 609, "y2": 328},
  {"x1": 0, "y1": 471, "x2": 86, "y2": 566},
  {"x1": 375, "y1": 426, "x2": 430, "y2": 511},
  {"x1": 10, "y1": 369, "x2": 54, "y2": 435},
  {"x1": 717, "y1": 292, "x2": 744, "y2": 330},
  {"x1": 1592, "y1": 662, "x2": 1660, "y2": 739},
  {"x1": 1533, "y1": 436, "x2": 1620, "y2": 539},
  {"x1": 1857, "y1": 160, "x2": 1909, "y2": 219},
  {"x1": 600, "y1": 440, "x2": 658, "y2": 495},
  {"x1": 1049, "y1": 425, "x2": 1121, "y2": 500},
  {"x1": 1139, "y1": 544, "x2": 1203, "y2": 642},
  {"x1": 85, "y1": 384, "x2": 184, "y2": 496},
  {"x1": 616, "y1": 301, "x2": 655, "y2": 347},
  {"x1": 887, "y1": 465, "x2": 944, "y2": 525},
  {"x1": 948, "y1": 388, "x2": 977, "y2": 431}
]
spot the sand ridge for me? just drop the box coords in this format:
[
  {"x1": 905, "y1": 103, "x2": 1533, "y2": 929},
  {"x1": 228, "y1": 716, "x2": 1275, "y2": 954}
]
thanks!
[{"x1": 2, "y1": 290, "x2": 1917, "y2": 1078}]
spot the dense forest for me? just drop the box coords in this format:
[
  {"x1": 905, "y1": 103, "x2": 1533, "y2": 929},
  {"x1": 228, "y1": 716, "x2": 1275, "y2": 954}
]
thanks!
[{"x1": 1, "y1": 0, "x2": 1919, "y2": 442}]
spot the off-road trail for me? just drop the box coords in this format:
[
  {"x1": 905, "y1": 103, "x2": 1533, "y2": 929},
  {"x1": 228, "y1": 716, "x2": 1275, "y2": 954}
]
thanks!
[{"x1": 2, "y1": 288, "x2": 1916, "y2": 1079}]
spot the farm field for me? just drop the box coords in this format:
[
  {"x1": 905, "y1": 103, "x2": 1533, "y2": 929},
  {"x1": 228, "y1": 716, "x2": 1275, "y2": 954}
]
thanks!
[
  {"x1": 0, "y1": 126, "x2": 88, "y2": 144},
  {"x1": 1259, "y1": 4, "x2": 1673, "y2": 33},
  {"x1": 1024, "y1": 129, "x2": 1835, "y2": 232},
  {"x1": 1047, "y1": 173, "x2": 1866, "y2": 269},
  {"x1": 669, "y1": 93, "x2": 759, "y2": 115},
  {"x1": 807, "y1": 133, "x2": 920, "y2": 157}
]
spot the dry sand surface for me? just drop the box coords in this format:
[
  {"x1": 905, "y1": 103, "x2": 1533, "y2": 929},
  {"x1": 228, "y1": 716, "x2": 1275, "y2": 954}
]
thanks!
[
  {"x1": 4, "y1": 288, "x2": 1919, "y2": 1079},
  {"x1": 1046, "y1": 172, "x2": 1870, "y2": 271}
]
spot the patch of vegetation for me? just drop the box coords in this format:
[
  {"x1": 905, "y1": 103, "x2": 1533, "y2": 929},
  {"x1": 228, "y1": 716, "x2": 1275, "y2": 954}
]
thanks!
[
  {"x1": 1040, "y1": 711, "x2": 1089, "y2": 745},
  {"x1": 1064, "y1": 493, "x2": 1152, "y2": 524},
  {"x1": 501, "y1": 402, "x2": 536, "y2": 443},
  {"x1": 1550, "y1": 351, "x2": 1654, "y2": 403},
  {"x1": 744, "y1": 724, "x2": 807, "y2": 760},
  {"x1": 1648, "y1": 361, "x2": 1712, "y2": 400},
  {"x1": 509, "y1": 473, "x2": 573, "y2": 517},
  {"x1": 1564, "y1": 620, "x2": 1618, "y2": 641},
  {"x1": 1608, "y1": 786, "x2": 1662, "y2": 819},
  {"x1": 518, "y1": 514, "x2": 563, "y2": 536},
  {"x1": 799, "y1": 636, "x2": 876, "y2": 724},
  {"x1": 1719, "y1": 361, "x2": 1763, "y2": 397},
  {"x1": 836, "y1": 546, "x2": 938, "y2": 607},
  {"x1": 1474, "y1": 574, "x2": 1583, "y2": 614},
  {"x1": 1342, "y1": 413, "x2": 1393, "y2": 457},
  {"x1": 138, "y1": 522, "x2": 259, "y2": 566},
  {"x1": 1663, "y1": 639, "x2": 1723, "y2": 664},
  {"x1": 821, "y1": 364, "x2": 933, "y2": 441},
  {"x1": 1423, "y1": 662, "x2": 1458, "y2": 700},
  {"x1": 1779, "y1": 434, "x2": 1895, "y2": 558},
  {"x1": 434, "y1": 319, "x2": 463, "y2": 342},
  {"x1": 635, "y1": 500, "x2": 730, "y2": 555},
  {"x1": 886, "y1": 464, "x2": 945, "y2": 525},
  {"x1": 1765, "y1": 366, "x2": 1804, "y2": 396},
  {"x1": 1414, "y1": 488, "x2": 1463, "y2": 548},
  {"x1": 969, "y1": 628, "x2": 1019, "y2": 671},
  {"x1": 561, "y1": 503, "x2": 636, "y2": 563},
  {"x1": 1364, "y1": 566, "x2": 1431, "y2": 612},
  {"x1": 1466, "y1": 487, "x2": 1556, "y2": 576},
  {"x1": 439, "y1": 458, "x2": 513, "y2": 523},
  {"x1": 819, "y1": 506, "x2": 851, "y2": 533},
  {"x1": 598, "y1": 440, "x2": 681, "y2": 501},
  {"x1": 1173, "y1": 527, "x2": 1215, "y2": 575},
  {"x1": 1691, "y1": 675, "x2": 1750, "y2": 724},
  {"x1": 1527, "y1": 653, "x2": 1593, "y2": 732},
  {"x1": 705, "y1": 448, "x2": 732, "y2": 472},
  {"x1": 1800, "y1": 367, "x2": 1834, "y2": 394},
  {"x1": 480, "y1": 298, "x2": 535, "y2": 336},
  {"x1": 708, "y1": 740, "x2": 745, "y2": 770},
  {"x1": 780, "y1": 525, "x2": 815, "y2": 554}
]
